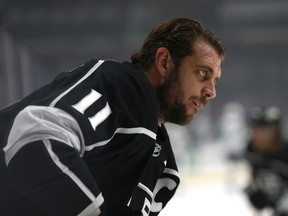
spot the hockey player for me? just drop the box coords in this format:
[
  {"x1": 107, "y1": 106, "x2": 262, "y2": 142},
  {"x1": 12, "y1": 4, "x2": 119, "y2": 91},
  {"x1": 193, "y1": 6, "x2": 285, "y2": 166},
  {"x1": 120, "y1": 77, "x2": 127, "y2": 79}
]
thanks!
[
  {"x1": 244, "y1": 106, "x2": 288, "y2": 216},
  {"x1": 0, "y1": 18, "x2": 225, "y2": 216}
]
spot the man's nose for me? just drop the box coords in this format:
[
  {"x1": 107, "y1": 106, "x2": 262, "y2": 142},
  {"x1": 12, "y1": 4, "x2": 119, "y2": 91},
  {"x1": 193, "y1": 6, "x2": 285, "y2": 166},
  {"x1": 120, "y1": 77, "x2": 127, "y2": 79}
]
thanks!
[{"x1": 202, "y1": 83, "x2": 216, "y2": 99}]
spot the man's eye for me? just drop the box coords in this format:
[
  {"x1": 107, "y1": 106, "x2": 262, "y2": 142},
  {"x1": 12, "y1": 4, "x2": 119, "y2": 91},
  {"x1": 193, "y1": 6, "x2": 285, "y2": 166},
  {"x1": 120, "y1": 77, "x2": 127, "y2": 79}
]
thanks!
[{"x1": 199, "y1": 70, "x2": 207, "y2": 78}]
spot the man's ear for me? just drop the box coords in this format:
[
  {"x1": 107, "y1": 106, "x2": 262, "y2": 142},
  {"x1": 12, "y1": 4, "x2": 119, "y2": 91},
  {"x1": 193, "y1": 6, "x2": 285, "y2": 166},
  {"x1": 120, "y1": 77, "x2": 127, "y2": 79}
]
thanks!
[{"x1": 155, "y1": 47, "x2": 173, "y2": 78}]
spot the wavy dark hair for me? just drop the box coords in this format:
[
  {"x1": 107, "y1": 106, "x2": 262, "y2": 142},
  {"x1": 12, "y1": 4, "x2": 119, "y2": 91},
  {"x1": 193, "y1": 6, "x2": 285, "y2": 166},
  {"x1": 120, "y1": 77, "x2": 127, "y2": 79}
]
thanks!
[{"x1": 131, "y1": 18, "x2": 225, "y2": 70}]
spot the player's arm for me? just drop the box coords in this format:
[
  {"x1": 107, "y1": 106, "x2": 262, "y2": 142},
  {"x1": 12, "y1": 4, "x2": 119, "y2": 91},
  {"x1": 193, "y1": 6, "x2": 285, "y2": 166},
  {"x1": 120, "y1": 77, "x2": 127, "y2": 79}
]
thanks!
[{"x1": 4, "y1": 105, "x2": 106, "y2": 216}]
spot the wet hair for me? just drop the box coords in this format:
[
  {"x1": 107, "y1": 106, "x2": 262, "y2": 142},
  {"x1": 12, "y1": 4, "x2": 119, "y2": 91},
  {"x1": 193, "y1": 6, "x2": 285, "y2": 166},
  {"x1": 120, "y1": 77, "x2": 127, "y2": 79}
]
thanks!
[{"x1": 131, "y1": 17, "x2": 225, "y2": 70}]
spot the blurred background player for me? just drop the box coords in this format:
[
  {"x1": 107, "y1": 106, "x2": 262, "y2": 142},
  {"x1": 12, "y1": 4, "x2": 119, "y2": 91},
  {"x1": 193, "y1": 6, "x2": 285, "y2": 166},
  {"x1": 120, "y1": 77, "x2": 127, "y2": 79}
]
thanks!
[{"x1": 244, "y1": 106, "x2": 288, "y2": 216}]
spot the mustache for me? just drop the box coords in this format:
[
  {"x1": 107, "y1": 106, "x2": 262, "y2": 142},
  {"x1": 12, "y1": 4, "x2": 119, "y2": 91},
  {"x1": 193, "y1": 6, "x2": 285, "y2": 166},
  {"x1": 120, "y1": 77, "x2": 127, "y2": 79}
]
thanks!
[{"x1": 190, "y1": 96, "x2": 208, "y2": 107}]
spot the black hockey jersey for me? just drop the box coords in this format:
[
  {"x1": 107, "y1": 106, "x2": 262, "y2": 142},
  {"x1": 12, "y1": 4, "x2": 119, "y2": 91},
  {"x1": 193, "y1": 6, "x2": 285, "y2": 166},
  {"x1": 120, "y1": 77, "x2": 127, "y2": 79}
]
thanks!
[{"x1": 0, "y1": 59, "x2": 180, "y2": 216}]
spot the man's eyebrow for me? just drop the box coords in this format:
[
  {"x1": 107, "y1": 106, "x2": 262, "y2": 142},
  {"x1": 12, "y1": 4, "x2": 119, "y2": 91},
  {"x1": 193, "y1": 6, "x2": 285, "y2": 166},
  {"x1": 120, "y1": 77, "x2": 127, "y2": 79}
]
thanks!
[
  {"x1": 197, "y1": 64, "x2": 213, "y2": 72},
  {"x1": 205, "y1": 66, "x2": 215, "y2": 73}
]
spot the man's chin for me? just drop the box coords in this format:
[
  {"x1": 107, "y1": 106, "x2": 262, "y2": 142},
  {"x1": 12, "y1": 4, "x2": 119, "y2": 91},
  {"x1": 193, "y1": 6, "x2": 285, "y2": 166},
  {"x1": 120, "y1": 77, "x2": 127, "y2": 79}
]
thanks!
[
  {"x1": 183, "y1": 116, "x2": 195, "y2": 125},
  {"x1": 173, "y1": 114, "x2": 195, "y2": 126},
  {"x1": 162, "y1": 106, "x2": 196, "y2": 125}
]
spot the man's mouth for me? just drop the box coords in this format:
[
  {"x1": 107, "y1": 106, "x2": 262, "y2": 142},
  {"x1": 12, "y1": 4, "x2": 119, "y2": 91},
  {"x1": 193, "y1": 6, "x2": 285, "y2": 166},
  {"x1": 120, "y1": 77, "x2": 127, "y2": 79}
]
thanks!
[
  {"x1": 191, "y1": 99, "x2": 201, "y2": 109},
  {"x1": 192, "y1": 100, "x2": 199, "y2": 106},
  {"x1": 190, "y1": 97, "x2": 207, "y2": 110}
]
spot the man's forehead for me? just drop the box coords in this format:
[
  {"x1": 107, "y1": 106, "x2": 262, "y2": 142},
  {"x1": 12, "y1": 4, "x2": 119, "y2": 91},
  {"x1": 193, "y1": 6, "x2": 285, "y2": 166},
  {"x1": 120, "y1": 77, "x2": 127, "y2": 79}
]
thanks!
[
  {"x1": 193, "y1": 40, "x2": 220, "y2": 58},
  {"x1": 193, "y1": 38, "x2": 224, "y2": 59},
  {"x1": 192, "y1": 44, "x2": 222, "y2": 71}
]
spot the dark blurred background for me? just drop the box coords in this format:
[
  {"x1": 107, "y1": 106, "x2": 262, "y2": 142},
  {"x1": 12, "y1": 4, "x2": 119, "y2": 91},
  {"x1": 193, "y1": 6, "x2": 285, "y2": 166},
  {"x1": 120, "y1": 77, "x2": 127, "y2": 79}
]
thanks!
[{"x1": 1, "y1": 0, "x2": 288, "y2": 125}]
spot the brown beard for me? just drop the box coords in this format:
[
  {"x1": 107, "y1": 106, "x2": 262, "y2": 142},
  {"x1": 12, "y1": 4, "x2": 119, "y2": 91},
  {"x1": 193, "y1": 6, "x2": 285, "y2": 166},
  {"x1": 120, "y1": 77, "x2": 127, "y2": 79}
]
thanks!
[{"x1": 155, "y1": 68, "x2": 190, "y2": 125}]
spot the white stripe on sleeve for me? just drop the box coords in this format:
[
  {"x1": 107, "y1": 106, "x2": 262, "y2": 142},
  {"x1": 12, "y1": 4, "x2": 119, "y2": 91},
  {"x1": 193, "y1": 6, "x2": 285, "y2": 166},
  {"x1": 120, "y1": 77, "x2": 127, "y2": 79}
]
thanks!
[
  {"x1": 85, "y1": 127, "x2": 156, "y2": 151},
  {"x1": 50, "y1": 60, "x2": 104, "y2": 107}
]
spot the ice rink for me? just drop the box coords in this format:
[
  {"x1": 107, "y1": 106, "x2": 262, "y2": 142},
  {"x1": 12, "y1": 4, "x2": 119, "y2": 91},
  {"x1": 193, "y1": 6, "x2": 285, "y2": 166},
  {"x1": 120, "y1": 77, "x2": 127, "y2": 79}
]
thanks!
[
  {"x1": 161, "y1": 163, "x2": 255, "y2": 216},
  {"x1": 160, "y1": 141, "x2": 273, "y2": 216}
]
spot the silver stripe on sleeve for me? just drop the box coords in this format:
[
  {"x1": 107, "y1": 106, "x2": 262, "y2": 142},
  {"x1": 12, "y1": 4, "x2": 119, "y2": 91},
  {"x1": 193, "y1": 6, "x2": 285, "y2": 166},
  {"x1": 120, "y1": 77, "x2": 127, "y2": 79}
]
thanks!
[{"x1": 4, "y1": 105, "x2": 85, "y2": 165}]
